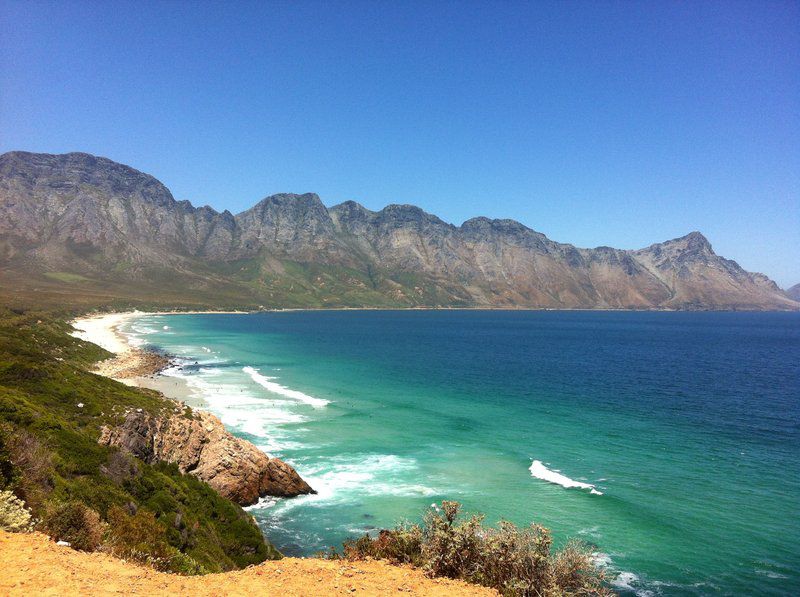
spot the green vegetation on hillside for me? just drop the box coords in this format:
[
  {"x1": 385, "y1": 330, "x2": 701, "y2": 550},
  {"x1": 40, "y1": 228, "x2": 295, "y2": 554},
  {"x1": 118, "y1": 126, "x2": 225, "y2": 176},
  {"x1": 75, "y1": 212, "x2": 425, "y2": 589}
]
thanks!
[{"x1": 0, "y1": 307, "x2": 279, "y2": 572}]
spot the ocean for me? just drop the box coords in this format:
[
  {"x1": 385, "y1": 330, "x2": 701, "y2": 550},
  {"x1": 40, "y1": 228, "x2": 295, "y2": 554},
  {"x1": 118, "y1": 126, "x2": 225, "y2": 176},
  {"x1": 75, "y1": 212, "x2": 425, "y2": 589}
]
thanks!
[{"x1": 119, "y1": 310, "x2": 800, "y2": 595}]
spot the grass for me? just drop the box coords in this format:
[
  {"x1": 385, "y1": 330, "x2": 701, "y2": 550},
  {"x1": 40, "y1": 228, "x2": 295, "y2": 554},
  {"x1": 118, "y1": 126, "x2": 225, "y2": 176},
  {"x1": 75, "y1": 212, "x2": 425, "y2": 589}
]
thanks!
[
  {"x1": 43, "y1": 272, "x2": 91, "y2": 284},
  {"x1": 0, "y1": 250, "x2": 481, "y2": 312},
  {"x1": 0, "y1": 307, "x2": 280, "y2": 572}
]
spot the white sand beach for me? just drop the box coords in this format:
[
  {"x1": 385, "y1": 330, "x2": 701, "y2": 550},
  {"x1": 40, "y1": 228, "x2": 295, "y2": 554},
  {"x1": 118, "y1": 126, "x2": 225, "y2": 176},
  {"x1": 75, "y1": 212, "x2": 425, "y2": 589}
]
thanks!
[
  {"x1": 70, "y1": 311, "x2": 202, "y2": 405},
  {"x1": 70, "y1": 312, "x2": 141, "y2": 355}
]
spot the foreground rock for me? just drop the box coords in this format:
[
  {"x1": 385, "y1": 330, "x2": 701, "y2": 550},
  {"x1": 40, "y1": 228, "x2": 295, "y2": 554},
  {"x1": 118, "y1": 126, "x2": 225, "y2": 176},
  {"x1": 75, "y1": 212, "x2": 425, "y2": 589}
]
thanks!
[{"x1": 99, "y1": 409, "x2": 314, "y2": 505}]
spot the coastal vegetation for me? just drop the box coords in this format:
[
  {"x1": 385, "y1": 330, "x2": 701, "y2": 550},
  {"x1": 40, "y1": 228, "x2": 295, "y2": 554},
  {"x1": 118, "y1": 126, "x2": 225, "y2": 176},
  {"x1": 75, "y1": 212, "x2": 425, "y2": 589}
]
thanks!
[
  {"x1": 0, "y1": 307, "x2": 279, "y2": 573},
  {"x1": 336, "y1": 500, "x2": 609, "y2": 596}
]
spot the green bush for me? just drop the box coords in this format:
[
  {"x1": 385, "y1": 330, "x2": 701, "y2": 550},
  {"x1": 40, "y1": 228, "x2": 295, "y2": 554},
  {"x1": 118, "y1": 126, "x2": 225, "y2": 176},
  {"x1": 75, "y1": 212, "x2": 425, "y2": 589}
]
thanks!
[
  {"x1": 4, "y1": 427, "x2": 54, "y2": 512},
  {"x1": 43, "y1": 501, "x2": 104, "y2": 551},
  {"x1": 105, "y1": 505, "x2": 207, "y2": 574},
  {"x1": 339, "y1": 501, "x2": 610, "y2": 597}
]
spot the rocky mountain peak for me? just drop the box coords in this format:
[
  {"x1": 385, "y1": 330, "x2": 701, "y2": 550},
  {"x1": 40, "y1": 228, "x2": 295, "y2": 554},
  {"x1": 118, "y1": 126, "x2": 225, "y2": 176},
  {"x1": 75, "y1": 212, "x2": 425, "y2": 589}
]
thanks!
[
  {"x1": 680, "y1": 231, "x2": 713, "y2": 252},
  {"x1": 1, "y1": 150, "x2": 797, "y2": 311},
  {"x1": 0, "y1": 151, "x2": 175, "y2": 210},
  {"x1": 375, "y1": 204, "x2": 453, "y2": 230}
]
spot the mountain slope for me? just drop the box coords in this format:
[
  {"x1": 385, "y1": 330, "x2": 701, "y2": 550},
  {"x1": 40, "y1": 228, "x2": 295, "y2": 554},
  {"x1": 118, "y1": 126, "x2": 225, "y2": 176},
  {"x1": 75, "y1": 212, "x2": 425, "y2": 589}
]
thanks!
[{"x1": 0, "y1": 151, "x2": 796, "y2": 311}]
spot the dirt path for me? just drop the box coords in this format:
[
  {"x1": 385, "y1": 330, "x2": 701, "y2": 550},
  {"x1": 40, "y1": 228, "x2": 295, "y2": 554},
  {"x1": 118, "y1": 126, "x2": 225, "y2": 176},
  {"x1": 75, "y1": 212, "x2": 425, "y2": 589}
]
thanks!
[{"x1": 0, "y1": 531, "x2": 496, "y2": 596}]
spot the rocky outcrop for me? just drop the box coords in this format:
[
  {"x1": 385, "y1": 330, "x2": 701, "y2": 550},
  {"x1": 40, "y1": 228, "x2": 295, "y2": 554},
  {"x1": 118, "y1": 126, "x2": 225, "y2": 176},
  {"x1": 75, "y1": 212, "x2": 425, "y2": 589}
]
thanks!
[
  {"x1": 787, "y1": 284, "x2": 800, "y2": 301},
  {"x1": 1, "y1": 150, "x2": 797, "y2": 311},
  {"x1": 99, "y1": 409, "x2": 314, "y2": 505}
]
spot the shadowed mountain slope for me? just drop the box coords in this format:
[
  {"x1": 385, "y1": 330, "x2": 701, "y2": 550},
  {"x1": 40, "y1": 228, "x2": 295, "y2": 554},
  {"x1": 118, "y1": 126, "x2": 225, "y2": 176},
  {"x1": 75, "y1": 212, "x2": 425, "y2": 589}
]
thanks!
[{"x1": 1, "y1": 151, "x2": 796, "y2": 311}]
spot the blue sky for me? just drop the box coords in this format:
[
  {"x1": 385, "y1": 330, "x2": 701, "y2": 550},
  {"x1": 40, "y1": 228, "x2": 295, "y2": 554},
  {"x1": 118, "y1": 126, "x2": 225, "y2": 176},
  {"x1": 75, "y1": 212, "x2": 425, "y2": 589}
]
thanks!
[{"x1": 1, "y1": 1, "x2": 798, "y2": 286}]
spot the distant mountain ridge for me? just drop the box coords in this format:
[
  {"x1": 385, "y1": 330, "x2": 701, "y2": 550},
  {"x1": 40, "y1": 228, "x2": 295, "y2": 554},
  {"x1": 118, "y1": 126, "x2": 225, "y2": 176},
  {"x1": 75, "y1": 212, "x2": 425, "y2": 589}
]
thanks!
[{"x1": 0, "y1": 150, "x2": 797, "y2": 310}]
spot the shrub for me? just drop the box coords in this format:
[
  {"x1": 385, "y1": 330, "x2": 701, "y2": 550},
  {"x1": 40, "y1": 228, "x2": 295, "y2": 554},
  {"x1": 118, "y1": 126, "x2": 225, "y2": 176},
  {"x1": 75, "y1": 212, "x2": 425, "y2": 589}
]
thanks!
[
  {"x1": 99, "y1": 450, "x2": 139, "y2": 485},
  {"x1": 6, "y1": 428, "x2": 54, "y2": 512},
  {"x1": 106, "y1": 504, "x2": 171, "y2": 562},
  {"x1": 0, "y1": 424, "x2": 16, "y2": 488},
  {"x1": 105, "y1": 504, "x2": 206, "y2": 574},
  {"x1": 0, "y1": 489, "x2": 34, "y2": 532},
  {"x1": 339, "y1": 501, "x2": 610, "y2": 596},
  {"x1": 421, "y1": 501, "x2": 485, "y2": 579},
  {"x1": 42, "y1": 501, "x2": 103, "y2": 551},
  {"x1": 343, "y1": 523, "x2": 423, "y2": 565}
]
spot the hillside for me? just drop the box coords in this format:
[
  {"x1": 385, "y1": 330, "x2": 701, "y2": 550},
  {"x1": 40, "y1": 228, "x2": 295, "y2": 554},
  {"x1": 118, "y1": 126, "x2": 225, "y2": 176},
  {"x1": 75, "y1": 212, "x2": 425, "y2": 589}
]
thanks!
[
  {"x1": 0, "y1": 530, "x2": 495, "y2": 596},
  {"x1": 0, "y1": 308, "x2": 284, "y2": 572},
  {"x1": 1, "y1": 151, "x2": 796, "y2": 311}
]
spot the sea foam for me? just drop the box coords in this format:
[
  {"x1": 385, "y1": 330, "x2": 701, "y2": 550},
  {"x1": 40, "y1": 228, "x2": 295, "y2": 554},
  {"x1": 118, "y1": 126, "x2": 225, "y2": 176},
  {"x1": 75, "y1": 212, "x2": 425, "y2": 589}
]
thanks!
[
  {"x1": 243, "y1": 366, "x2": 329, "y2": 408},
  {"x1": 529, "y1": 460, "x2": 603, "y2": 495},
  {"x1": 254, "y1": 453, "x2": 438, "y2": 513}
]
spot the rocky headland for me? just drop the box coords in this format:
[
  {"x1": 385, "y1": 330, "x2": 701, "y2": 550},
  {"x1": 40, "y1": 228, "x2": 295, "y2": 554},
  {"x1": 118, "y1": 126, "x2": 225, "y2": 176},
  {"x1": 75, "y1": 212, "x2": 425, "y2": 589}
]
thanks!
[
  {"x1": 99, "y1": 408, "x2": 314, "y2": 505},
  {"x1": 94, "y1": 348, "x2": 172, "y2": 382},
  {"x1": 71, "y1": 312, "x2": 314, "y2": 506}
]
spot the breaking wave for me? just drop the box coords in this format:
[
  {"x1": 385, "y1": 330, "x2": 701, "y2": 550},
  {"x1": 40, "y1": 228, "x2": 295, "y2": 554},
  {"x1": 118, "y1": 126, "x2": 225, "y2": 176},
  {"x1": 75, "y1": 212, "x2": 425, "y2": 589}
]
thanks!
[
  {"x1": 252, "y1": 453, "x2": 439, "y2": 513},
  {"x1": 529, "y1": 460, "x2": 603, "y2": 495},
  {"x1": 243, "y1": 366, "x2": 330, "y2": 408}
]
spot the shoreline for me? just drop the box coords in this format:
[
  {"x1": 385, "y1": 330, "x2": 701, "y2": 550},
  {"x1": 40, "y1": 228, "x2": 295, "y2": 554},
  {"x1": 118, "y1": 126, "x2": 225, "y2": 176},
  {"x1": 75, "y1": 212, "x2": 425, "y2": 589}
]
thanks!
[{"x1": 70, "y1": 311, "x2": 213, "y2": 407}]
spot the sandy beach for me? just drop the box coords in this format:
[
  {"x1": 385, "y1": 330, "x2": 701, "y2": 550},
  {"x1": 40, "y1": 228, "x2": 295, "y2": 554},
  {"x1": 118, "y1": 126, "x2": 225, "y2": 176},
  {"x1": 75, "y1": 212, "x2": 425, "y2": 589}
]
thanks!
[{"x1": 70, "y1": 311, "x2": 208, "y2": 406}]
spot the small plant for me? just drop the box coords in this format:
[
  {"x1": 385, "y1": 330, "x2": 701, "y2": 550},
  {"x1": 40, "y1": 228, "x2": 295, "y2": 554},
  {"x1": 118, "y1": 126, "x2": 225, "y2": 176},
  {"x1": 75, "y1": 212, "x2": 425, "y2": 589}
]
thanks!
[
  {"x1": 42, "y1": 501, "x2": 104, "y2": 551},
  {"x1": 339, "y1": 501, "x2": 610, "y2": 596},
  {"x1": 343, "y1": 523, "x2": 423, "y2": 565},
  {"x1": 0, "y1": 489, "x2": 34, "y2": 532}
]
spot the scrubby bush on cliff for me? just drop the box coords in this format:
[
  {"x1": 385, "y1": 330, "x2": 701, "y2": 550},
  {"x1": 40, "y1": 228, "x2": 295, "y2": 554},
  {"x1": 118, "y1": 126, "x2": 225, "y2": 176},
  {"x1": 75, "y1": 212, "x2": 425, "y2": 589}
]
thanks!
[
  {"x1": 0, "y1": 490, "x2": 34, "y2": 532},
  {"x1": 340, "y1": 501, "x2": 610, "y2": 596},
  {"x1": 105, "y1": 504, "x2": 207, "y2": 575},
  {"x1": 3, "y1": 426, "x2": 54, "y2": 512},
  {"x1": 42, "y1": 501, "x2": 104, "y2": 551},
  {"x1": 343, "y1": 522, "x2": 424, "y2": 565}
]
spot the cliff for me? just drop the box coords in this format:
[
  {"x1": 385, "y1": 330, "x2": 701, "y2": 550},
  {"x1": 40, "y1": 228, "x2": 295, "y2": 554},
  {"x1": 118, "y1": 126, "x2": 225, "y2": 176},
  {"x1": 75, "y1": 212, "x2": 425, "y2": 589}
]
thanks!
[
  {"x1": 1, "y1": 150, "x2": 796, "y2": 311},
  {"x1": 99, "y1": 409, "x2": 314, "y2": 505}
]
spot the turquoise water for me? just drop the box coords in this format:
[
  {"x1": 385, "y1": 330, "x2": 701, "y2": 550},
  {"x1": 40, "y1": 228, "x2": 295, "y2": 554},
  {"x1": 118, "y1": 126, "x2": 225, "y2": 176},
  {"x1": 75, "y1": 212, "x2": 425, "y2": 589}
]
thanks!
[{"x1": 120, "y1": 311, "x2": 800, "y2": 595}]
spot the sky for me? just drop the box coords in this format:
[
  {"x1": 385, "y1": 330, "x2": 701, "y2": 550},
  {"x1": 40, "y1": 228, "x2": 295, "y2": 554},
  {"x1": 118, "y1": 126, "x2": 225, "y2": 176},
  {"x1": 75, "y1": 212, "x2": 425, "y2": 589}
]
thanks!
[{"x1": 1, "y1": 1, "x2": 798, "y2": 286}]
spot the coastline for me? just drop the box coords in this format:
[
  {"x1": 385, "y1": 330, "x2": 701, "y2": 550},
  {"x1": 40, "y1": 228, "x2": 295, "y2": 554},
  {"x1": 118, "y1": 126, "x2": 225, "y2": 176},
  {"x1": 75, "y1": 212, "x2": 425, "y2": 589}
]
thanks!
[
  {"x1": 70, "y1": 311, "x2": 229, "y2": 407},
  {"x1": 67, "y1": 306, "x2": 748, "y2": 402}
]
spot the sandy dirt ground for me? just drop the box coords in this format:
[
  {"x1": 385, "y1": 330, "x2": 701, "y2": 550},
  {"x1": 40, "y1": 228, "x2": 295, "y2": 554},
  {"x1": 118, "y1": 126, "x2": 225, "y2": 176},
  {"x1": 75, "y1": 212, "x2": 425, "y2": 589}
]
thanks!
[{"x1": 0, "y1": 531, "x2": 497, "y2": 596}]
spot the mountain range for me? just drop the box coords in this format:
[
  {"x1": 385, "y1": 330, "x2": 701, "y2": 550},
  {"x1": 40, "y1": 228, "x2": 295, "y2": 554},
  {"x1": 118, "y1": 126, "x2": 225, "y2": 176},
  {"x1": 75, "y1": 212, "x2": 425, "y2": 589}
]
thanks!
[{"x1": 0, "y1": 150, "x2": 797, "y2": 310}]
